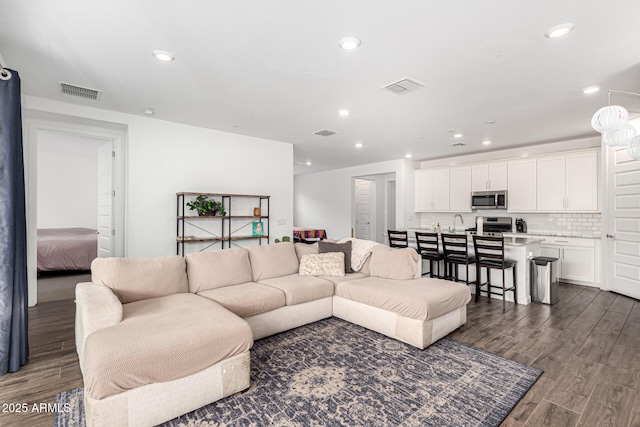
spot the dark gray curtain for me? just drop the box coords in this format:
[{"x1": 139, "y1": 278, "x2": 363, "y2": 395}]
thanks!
[{"x1": 0, "y1": 68, "x2": 29, "y2": 376}]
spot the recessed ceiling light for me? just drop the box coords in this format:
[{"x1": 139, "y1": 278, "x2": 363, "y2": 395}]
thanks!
[
  {"x1": 151, "y1": 50, "x2": 175, "y2": 62},
  {"x1": 453, "y1": 133, "x2": 463, "y2": 138},
  {"x1": 355, "y1": 142, "x2": 363, "y2": 148},
  {"x1": 582, "y1": 86, "x2": 600, "y2": 94},
  {"x1": 305, "y1": 161, "x2": 312, "y2": 166},
  {"x1": 338, "y1": 109, "x2": 350, "y2": 117},
  {"x1": 405, "y1": 153, "x2": 412, "y2": 158},
  {"x1": 482, "y1": 140, "x2": 492, "y2": 145},
  {"x1": 484, "y1": 120, "x2": 496, "y2": 125},
  {"x1": 545, "y1": 23, "x2": 575, "y2": 39},
  {"x1": 339, "y1": 37, "x2": 361, "y2": 50},
  {"x1": 143, "y1": 107, "x2": 155, "y2": 115},
  {"x1": 448, "y1": 129, "x2": 456, "y2": 133}
]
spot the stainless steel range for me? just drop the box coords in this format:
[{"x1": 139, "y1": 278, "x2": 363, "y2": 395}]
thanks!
[{"x1": 465, "y1": 216, "x2": 513, "y2": 237}]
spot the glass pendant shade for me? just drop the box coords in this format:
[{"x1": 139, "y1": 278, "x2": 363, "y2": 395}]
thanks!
[
  {"x1": 591, "y1": 105, "x2": 629, "y2": 133},
  {"x1": 627, "y1": 135, "x2": 640, "y2": 159},
  {"x1": 602, "y1": 124, "x2": 637, "y2": 146}
]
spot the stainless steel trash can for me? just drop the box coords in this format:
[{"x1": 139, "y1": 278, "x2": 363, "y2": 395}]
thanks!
[{"x1": 530, "y1": 256, "x2": 559, "y2": 305}]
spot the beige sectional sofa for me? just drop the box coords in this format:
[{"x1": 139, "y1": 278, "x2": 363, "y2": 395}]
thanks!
[{"x1": 75, "y1": 240, "x2": 471, "y2": 426}]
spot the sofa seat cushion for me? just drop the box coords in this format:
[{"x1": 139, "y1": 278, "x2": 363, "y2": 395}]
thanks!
[
  {"x1": 83, "y1": 293, "x2": 252, "y2": 400},
  {"x1": 198, "y1": 282, "x2": 286, "y2": 318},
  {"x1": 319, "y1": 272, "x2": 368, "y2": 287},
  {"x1": 335, "y1": 277, "x2": 471, "y2": 321},
  {"x1": 258, "y1": 274, "x2": 334, "y2": 305}
]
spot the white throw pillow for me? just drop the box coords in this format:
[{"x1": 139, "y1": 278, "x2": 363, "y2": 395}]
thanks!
[{"x1": 299, "y1": 253, "x2": 345, "y2": 277}]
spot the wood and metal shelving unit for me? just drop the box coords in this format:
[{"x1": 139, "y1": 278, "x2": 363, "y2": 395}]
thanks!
[{"x1": 176, "y1": 192, "x2": 270, "y2": 256}]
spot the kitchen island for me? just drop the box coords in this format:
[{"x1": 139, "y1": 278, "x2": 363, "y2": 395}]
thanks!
[{"x1": 408, "y1": 229, "x2": 544, "y2": 305}]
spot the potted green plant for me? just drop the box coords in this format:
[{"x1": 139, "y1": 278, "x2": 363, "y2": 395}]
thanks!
[{"x1": 186, "y1": 195, "x2": 226, "y2": 216}]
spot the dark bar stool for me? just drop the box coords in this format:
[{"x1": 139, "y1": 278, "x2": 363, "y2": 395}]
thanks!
[
  {"x1": 441, "y1": 233, "x2": 476, "y2": 286},
  {"x1": 472, "y1": 235, "x2": 517, "y2": 311},
  {"x1": 388, "y1": 230, "x2": 409, "y2": 248},
  {"x1": 415, "y1": 232, "x2": 445, "y2": 278}
]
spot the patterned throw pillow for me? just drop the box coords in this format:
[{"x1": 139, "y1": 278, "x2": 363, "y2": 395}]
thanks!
[{"x1": 299, "y1": 253, "x2": 345, "y2": 277}]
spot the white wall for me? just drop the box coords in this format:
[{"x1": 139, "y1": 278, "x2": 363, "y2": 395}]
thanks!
[
  {"x1": 23, "y1": 95, "x2": 294, "y2": 305},
  {"x1": 37, "y1": 131, "x2": 103, "y2": 229},
  {"x1": 294, "y1": 159, "x2": 417, "y2": 240}
]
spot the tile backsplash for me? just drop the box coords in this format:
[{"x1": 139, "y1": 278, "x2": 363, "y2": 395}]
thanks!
[{"x1": 418, "y1": 212, "x2": 602, "y2": 236}]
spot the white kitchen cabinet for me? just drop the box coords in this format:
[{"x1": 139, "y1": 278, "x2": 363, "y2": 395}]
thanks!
[
  {"x1": 540, "y1": 236, "x2": 597, "y2": 285},
  {"x1": 414, "y1": 169, "x2": 449, "y2": 211},
  {"x1": 537, "y1": 151, "x2": 598, "y2": 212},
  {"x1": 414, "y1": 170, "x2": 432, "y2": 211},
  {"x1": 537, "y1": 156, "x2": 565, "y2": 210},
  {"x1": 449, "y1": 166, "x2": 472, "y2": 212},
  {"x1": 507, "y1": 158, "x2": 537, "y2": 211},
  {"x1": 471, "y1": 162, "x2": 507, "y2": 191},
  {"x1": 566, "y1": 152, "x2": 598, "y2": 211}
]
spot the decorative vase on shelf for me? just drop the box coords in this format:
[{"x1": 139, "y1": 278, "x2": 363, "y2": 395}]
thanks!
[{"x1": 254, "y1": 207, "x2": 261, "y2": 217}]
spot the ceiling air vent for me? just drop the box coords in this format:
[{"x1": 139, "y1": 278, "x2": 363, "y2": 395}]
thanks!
[
  {"x1": 382, "y1": 77, "x2": 425, "y2": 95},
  {"x1": 59, "y1": 82, "x2": 102, "y2": 100},
  {"x1": 449, "y1": 142, "x2": 466, "y2": 147},
  {"x1": 313, "y1": 129, "x2": 337, "y2": 137}
]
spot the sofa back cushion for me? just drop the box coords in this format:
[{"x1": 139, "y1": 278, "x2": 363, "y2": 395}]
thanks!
[
  {"x1": 246, "y1": 242, "x2": 299, "y2": 281},
  {"x1": 185, "y1": 248, "x2": 253, "y2": 293},
  {"x1": 91, "y1": 256, "x2": 189, "y2": 303},
  {"x1": 294, "y1": 242, "x2": 318, "y2": 262},
  {"x1": 368, "y1": 245, "x2": 419, "y2": 280}
]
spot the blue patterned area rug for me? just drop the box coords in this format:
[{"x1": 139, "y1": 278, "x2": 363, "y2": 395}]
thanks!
[{"x1": 54, "y1": 318, "x2": 541, "y2": 427}]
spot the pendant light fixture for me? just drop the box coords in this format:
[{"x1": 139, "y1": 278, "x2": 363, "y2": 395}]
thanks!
[{"x1": 591, "y1": 91, "x2": 640, "y2": 159}]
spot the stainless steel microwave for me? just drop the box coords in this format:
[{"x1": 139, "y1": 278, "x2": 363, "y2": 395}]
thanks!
[{"x1": 471, "y1": 190, "x2": 507, "y2": 209}]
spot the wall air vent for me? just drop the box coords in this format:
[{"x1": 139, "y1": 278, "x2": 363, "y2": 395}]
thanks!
[
  {"x1": 382, "y1": 77, "x2": 425, "y2": 95},
  {"x1": 449, "y1": 142, "x2": 466, "y2": 147},
  {"x1": 313, "y1": 129, "x2": 337, "y2": 137},
  {"x1": 59, "y1": 82, "x2": 102, "y2": 100}
]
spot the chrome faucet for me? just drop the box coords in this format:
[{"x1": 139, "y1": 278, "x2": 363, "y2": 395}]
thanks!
[{"x1": 452, "y1": 214, "x2": 464, "y2": 233}]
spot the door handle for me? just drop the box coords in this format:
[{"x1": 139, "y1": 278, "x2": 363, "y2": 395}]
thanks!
[{"x1": 606, "y1": 234, "x2": 615, "y2": 239}]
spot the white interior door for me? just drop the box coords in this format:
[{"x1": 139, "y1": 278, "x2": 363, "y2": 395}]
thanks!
[
  {"x1": 606, "y1": 145, "x2": 640, "y2": 299},
  {"x1": 355, "y1": 179, "x2": 373, "y2": 241},
  {"x1": 97, "y1": 142, "x2": 114, "y2": 257}
]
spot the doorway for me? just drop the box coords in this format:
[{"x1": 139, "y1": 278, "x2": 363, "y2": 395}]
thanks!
[
  {"x1": 24, "y1": 111, "x2": 127, "y2": 306},
  {"x1": 353, "y1": 173, "x2": 396, "y2": 244},
  {"x1": 36, "y1": 131, "x2": 109, "y2": 302}
]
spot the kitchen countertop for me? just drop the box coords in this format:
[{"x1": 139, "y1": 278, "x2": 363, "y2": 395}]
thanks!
[
  {"x1": 405, "y1": 229, "x2": 544, "y2": 246},
  {"x1": 505, "y1": 231, "x2": 602, "y2": 239}
]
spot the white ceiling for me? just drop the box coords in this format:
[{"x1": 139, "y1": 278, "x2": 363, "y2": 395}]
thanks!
[{"x1": 1, "y1": 1, "x2": 639, "y2": 175}]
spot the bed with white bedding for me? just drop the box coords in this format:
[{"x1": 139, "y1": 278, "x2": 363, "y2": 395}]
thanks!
[{"x1": 37, "y1": 228, "x2": 98, "y2": 272}]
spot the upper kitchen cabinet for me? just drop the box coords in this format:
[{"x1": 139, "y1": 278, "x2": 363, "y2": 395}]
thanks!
[
  {"x1": 449, "y1": 166, "x2": 472, "y2": 212},
  {"x1": 537, "y1": 150, "x2": 598, "y2": 212},
  {"x1": 414, "y1": 169, "x2": 450, "y2": 212},
  {"x1": 471, "y1": 162, "x2": 507, "y2": 192},
  {"x1": 507, "y1": 158, "x2": 537, "y2": 212}
]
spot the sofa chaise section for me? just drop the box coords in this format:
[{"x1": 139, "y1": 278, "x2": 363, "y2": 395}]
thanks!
[
  {"x1": 333, "y1": 245, "x2": 471, "y2": 349},
  {"x1": 76, "y1": 256, "x2": 253, "y2": 427}
]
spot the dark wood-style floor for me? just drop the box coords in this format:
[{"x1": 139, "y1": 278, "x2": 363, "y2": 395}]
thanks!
[{"x1": 0, "y1": 284, "x2": 638, "y2": 426}]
